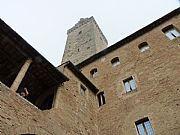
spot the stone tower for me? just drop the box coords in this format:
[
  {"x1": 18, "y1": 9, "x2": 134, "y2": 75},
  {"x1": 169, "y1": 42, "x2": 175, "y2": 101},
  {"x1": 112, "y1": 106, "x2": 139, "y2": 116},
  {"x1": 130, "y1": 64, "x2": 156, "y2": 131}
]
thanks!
[{"x1": 61, "y1": 16, "x2": 108, "y2": 65}]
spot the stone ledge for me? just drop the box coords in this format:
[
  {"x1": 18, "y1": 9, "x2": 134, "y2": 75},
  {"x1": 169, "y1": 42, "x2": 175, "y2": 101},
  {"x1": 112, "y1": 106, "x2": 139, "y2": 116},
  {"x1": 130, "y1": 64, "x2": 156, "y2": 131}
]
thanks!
[{"x1": 0, "y1": 81, "x2": 39, "y2": 111}]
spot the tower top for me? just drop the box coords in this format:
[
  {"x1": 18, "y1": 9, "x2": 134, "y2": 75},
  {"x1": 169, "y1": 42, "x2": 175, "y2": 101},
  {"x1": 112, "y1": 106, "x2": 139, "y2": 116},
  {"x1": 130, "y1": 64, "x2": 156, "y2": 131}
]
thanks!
[
  {"x1": 67, "y1": 16, "x2": 108, "y2": 44},
  {"x1": 62, "y1": 16, "x2": 108, "y2": 65}
]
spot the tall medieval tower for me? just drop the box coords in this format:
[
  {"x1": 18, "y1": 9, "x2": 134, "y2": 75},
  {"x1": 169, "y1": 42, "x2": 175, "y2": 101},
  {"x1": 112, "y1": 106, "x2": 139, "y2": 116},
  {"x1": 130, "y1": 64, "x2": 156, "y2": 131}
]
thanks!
[{"x1": 61, "y1": 16, "x2": 108, "y2": 65}]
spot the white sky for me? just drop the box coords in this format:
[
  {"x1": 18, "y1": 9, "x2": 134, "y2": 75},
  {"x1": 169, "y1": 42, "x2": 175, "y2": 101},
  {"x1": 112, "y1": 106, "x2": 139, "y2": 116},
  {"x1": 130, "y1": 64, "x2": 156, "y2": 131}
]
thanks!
[{"x1": 0, "y1": 0, "x2": 179, "y2": 66}]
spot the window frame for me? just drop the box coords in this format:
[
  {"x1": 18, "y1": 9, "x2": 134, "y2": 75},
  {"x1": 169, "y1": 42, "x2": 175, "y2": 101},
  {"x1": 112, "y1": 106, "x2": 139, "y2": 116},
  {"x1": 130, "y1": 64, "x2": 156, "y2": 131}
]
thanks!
[
  {"x1": 135, "y1": 117, "x2": 154, "y2": 135},
  {"x1": 90, "y1": 68, "x2": 98, "y2": 78},
  {"x1": 111, "y1": 57, "x2": 120, "y2": 67},
  {"x1": 123, "y1": 76, "x2": 137, "y2": 93},
  {"x1": 138, "y1": 42, "x2": 150, "y2": 53},
  {"x1": 162, "y1": 24, "x2": 180, "y2": 40},
  {"x1": 97, "y1": 91, "x2": 106, "y2": 107}
]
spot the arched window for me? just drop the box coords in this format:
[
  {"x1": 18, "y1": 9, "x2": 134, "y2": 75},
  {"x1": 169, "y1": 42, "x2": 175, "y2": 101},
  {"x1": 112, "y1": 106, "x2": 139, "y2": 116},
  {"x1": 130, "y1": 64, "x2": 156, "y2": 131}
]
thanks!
[
  {"x1": 111, "y1": 57, "x2": 120, "y2": 67},
  {"x1": 90, "y1": 68, "x2": 98, "y2": 78},
  {"x1": 162, "y1": 24, "x2": 180, "y2": 40},
  {"x1": 138, "y1": 42, "x2": 150, "y2": 52}
]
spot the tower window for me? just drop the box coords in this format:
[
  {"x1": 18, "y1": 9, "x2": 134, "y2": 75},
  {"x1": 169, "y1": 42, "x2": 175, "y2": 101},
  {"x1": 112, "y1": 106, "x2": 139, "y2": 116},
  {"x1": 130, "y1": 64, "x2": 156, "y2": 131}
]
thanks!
[
  {"x1": 135, "y1": 117, "x2": 154, "y2": 135},
  {"x1": 162, "y1": 25, "x2": 180, "y2": 40},
  {"x1": 138, "y1": 42, "x2": 150, "y2": 52},
  {"x1": 111, "y1": 57, "x2": 120, "y2": 67},
  {"x1": 90, "y1": 68, "x2": 98, "y2": 78},
  {"x1": 97, "y1": 91, "x2": 105, "y2": 107},
  {"x1": 79, "y1": 31, "x2": 82, "y2": 34},
  {"x1": 123, "y1": 76, "x2": 137, "y2": 92},
  {"x1": 80, "y1": 84, "x2": 86, "y2": 96}
]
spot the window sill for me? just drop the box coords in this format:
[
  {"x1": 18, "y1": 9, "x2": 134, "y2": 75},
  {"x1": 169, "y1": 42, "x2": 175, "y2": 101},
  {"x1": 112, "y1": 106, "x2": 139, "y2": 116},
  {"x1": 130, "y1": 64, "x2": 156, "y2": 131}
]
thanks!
[
  {"x1": 98, "y1": 103, "x2": 106, "y2": 110},
  {"x1": 169, "y1": 36, "x2": 180, "y2": 41},
  {"x1": 125, "y1": 89, "x2": 138, "y2": 94}
]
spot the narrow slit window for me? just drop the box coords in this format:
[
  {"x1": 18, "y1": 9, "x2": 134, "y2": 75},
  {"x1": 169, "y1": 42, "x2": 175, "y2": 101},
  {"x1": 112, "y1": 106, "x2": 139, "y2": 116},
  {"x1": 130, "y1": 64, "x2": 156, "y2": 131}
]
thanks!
[
  {"x1": 138, "y1": 42, "x2": 150, "y2": 52},
  {"x1": 123, "y1": 76, "x2": 137, "y2": 92},
  {"x1": 162, "y1": 25, "x2": 180, "y2": 40},
  {"x1": 90, "y1": 68, "x2": 98, "y2": 78},
  {"x1": 80, "y1": 84, "x2": 86, "y2": 96},
  {"x1": 111, "y1": 57, "x2": 120, "y2": 67},
  {"x1": 135, "y1": 117, "x2": 154, "y2": 135},
  {"x1": 97, "y1": 91, "x2": 106, "y2": 107}
]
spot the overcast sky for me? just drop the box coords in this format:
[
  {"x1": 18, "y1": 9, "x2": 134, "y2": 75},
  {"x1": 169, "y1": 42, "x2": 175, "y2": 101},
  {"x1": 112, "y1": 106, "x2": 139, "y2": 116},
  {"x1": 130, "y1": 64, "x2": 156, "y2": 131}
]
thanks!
[{"x1": 0, "y1": 0, "x2": 179, "y2": 66}]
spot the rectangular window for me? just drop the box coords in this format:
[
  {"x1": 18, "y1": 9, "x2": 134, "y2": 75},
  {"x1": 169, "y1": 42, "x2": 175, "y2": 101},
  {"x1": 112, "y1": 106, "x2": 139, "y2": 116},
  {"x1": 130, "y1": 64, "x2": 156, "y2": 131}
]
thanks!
[
  {"x1": 135, "y1": 118, "x2": 154, "y2": 135},
  {"x1": 162, "y1": 25, "x2": 180, "y2": 40},
  {"x1": 97, "y1": 91, "x2": 105, "y2": 107},
  {"x1": 123, "y1": 76, "x2": 137, "y2": 92}
]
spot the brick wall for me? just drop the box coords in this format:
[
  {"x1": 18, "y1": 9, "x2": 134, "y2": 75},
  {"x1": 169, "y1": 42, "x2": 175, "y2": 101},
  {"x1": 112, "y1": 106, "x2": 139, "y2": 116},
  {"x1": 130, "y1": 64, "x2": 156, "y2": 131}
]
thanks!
[{"x1": 56, "y1": 65, "x2": 99, "y2": 135}]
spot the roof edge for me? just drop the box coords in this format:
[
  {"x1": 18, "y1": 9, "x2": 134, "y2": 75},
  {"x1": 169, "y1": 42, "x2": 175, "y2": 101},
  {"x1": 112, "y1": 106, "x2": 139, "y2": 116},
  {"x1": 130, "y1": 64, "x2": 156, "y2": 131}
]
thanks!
[
  {"x1": 76, "y1": 7, "x2": 180, "y2": 69},
  {"x1": 0, "y1": 18, "x2": 69, "y2": 83},
  {"x1": 65, "y1": 61, "x2": 99, "y2": 94}
]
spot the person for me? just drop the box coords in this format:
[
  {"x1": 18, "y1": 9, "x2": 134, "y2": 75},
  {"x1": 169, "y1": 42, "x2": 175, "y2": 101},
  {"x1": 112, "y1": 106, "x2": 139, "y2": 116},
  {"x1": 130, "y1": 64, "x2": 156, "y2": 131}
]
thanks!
[{"x1": 19, "y1": 87, "x2": 29, "y2": 98}]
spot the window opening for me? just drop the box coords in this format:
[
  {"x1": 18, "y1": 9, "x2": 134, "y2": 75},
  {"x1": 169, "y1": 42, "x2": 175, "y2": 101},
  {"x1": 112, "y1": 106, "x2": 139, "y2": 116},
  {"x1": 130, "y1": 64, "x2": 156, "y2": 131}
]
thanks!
[
  {"x1": 123, "y1": 76, "x2": 137, "y2": 92},
  {"x1": 97, "y1": 91, "x2": 105, "y2": 107},
  {"x1": 162, "y1": 25, "x2": 180, "y2": 40},
  {"x1": 90, "y1": 68, "x2": 98, "y2": 78},
  {"x1": 138, "y1": 42, "x2": 150, "y2": 52},
  {"x1": 39, "y1": 94, "x2": 54, "y2": 110},
  {"x1": 111, "y1": 57, "x2": 120, "y2": 67},
  {"x1": 79, "y1": 31, "x2": 82, "y2": 34},
  {"x1": 135, "y1": 117, "x2": 154, "y2": 135},
  {"x1": 80, "y1": 84, "x2": 86, "y2": 96}
]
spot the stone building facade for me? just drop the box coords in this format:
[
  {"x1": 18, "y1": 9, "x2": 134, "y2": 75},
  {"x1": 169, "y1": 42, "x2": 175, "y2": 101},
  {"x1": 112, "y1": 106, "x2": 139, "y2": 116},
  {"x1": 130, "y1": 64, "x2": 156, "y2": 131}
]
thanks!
[{"x1": 0, "y1": 8, "x2": 180, "y2": 135}]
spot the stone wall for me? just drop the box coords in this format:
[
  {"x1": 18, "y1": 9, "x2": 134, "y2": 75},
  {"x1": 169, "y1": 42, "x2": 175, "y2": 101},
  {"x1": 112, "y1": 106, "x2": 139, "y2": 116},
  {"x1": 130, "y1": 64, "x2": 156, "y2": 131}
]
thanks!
[
  {"x1": 56, "y1": 65, "x2": 99, "y2": 135},
  {"x1": 79, "y1": 14, "x2": 180, "y2": 135},
  {"x1": 0, "y1": 68, "x2": 98, "y2": 135},
  {"x1": 0, "y1": 9, "x2": 179, "y2": 135},
  {"x1": 0, "y1": 82, "x2": 67, "y2": 135}
]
